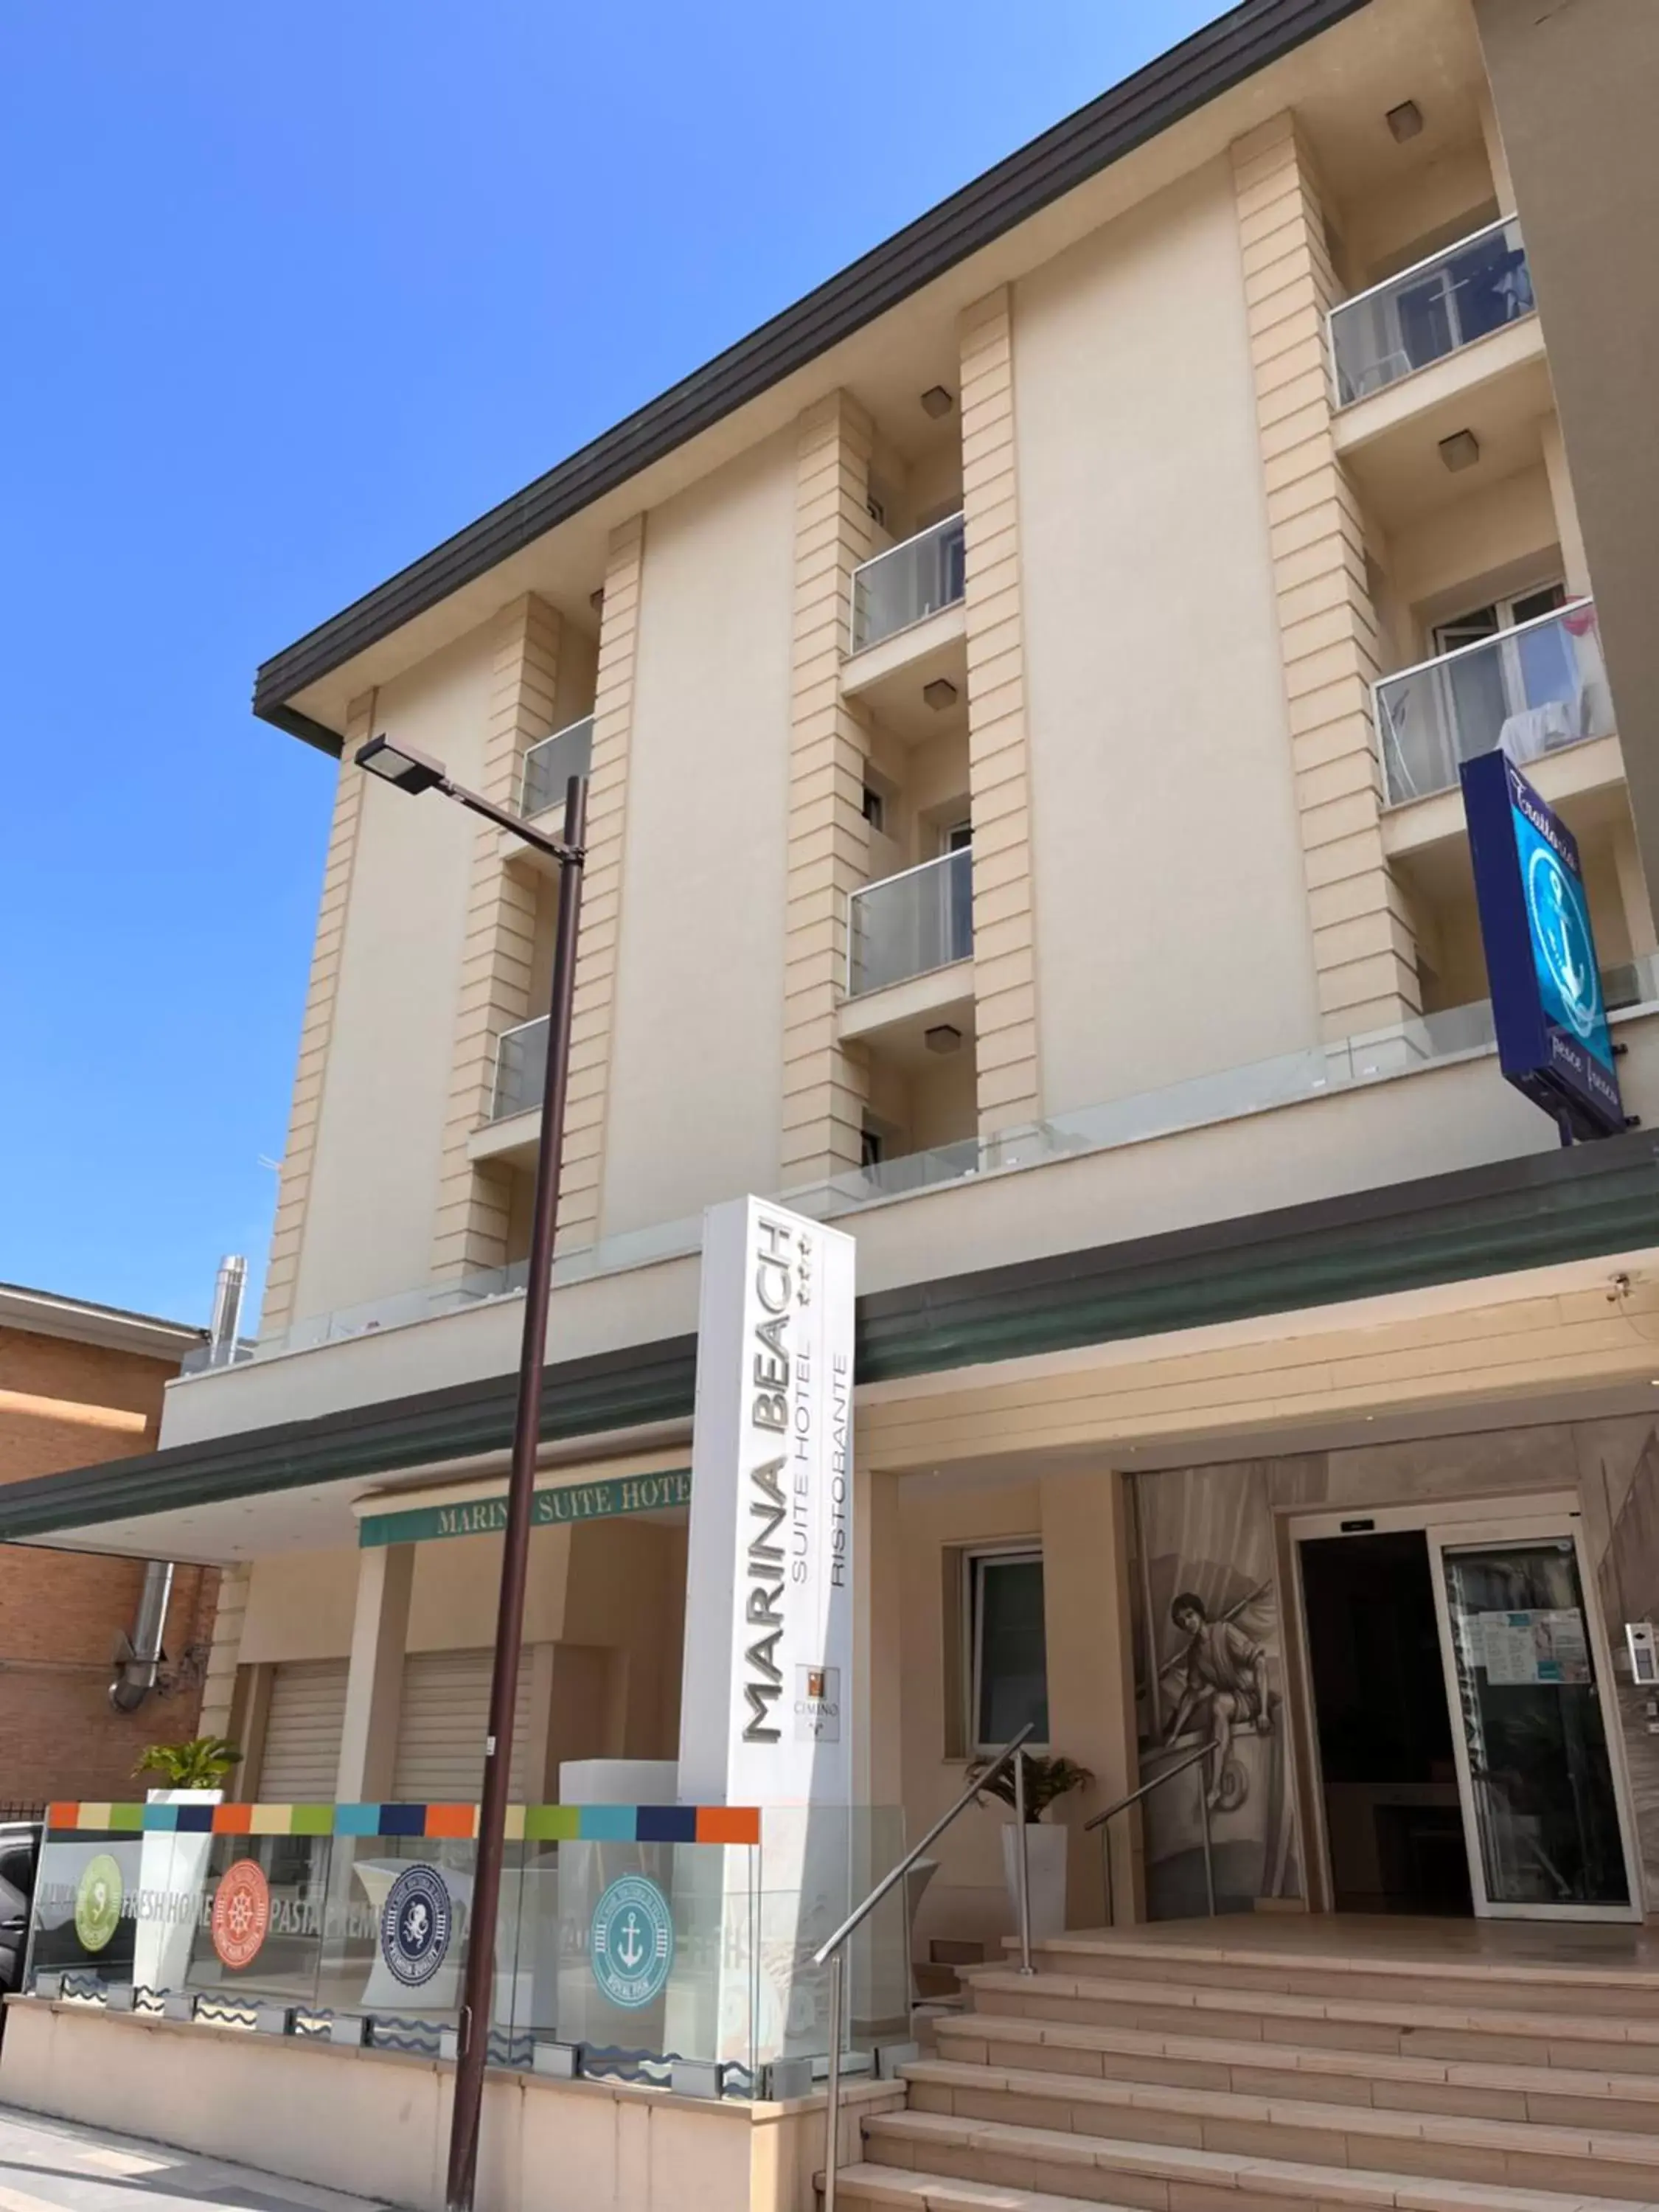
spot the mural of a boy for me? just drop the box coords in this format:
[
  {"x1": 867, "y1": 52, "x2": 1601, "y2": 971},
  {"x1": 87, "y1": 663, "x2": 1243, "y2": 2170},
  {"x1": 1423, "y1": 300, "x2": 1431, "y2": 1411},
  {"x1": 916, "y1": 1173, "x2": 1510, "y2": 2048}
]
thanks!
[{"x1": 1164, "y1": 1590, "x2": 1271, "y2": 1807}]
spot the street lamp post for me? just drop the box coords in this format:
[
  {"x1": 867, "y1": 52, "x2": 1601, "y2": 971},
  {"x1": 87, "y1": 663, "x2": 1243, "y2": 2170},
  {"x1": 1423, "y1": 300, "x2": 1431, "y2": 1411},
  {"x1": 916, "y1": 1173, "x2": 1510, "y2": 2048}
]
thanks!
[{"x1": 354, "y1": 733, "x2": 586, "y2": 2212}]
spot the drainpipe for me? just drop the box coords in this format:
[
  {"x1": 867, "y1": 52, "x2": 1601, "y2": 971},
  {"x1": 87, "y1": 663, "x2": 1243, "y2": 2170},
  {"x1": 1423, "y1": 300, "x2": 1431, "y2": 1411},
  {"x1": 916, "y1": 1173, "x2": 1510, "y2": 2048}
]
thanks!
[{"x1": 110, "y1": 1562, "x2": 175, "y2": 1712}]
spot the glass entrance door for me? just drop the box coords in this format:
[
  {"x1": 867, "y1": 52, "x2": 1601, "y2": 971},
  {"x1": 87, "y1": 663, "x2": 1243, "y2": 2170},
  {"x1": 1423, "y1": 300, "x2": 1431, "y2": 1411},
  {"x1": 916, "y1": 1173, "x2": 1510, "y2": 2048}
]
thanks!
[{"x1": 1426, "y1": 1520, "x2": 1638, "y2": 1919}]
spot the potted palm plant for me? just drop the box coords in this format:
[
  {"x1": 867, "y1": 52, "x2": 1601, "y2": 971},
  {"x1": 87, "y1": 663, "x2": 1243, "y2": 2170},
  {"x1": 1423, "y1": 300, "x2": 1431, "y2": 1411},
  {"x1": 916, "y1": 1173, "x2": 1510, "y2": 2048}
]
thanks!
[
  {"x1": 967, "y1": 1748, "x2": 1093, "y2": 1941},
  {"x1": 131, "y1": 1737, "x2": 240, "y2": 1992}
]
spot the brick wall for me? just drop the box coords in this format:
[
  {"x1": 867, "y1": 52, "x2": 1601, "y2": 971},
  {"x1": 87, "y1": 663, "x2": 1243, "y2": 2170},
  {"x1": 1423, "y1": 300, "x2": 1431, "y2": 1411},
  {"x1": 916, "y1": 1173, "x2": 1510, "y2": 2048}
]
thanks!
[{"x1": 0, "y1": 1324, "x2": 218, "y2": 1806}]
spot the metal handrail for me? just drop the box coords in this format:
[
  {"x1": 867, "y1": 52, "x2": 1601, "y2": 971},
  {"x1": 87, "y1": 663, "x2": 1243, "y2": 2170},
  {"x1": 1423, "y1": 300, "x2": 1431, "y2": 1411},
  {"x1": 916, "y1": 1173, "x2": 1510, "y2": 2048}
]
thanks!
[
  {"x1": 1372, "y1": 594, "x2": 1593, "y2": 695},
  {"x1": 812, "y1": 1722, "x2": 1035, "y2": 2212},
  {"x1": 849, "y1": 508, "x2": 965, "y2": 588},
  {"x1": 1085, "y1": 1739, "x2": 1217, "y2": 1924},
  {"x1": 1326, "y1": 210, "x2": 1520, "y2": 325}
]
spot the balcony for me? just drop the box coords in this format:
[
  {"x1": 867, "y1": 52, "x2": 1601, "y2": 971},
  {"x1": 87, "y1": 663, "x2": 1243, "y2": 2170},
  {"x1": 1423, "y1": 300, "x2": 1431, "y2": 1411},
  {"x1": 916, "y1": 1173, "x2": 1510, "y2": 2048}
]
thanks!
[
  {"x1": 490, "y1": 1015, "x2": 548, "y2": 1121},
  {"x1": 1330, "y1": 217, "x2": 1534, "y2": 408},
  {"x1": 1375, "y1": 599, "x2": 1613, "y2": 810},
  {"x1": 847, "y1": 847, "x2": 973, "y2": 997},
  {"x1": 850, "y1": 512, "x2": 965, "y2": 655},
  {"x1": 521, "y1": 716, "x2": 594, "y2": 819}
]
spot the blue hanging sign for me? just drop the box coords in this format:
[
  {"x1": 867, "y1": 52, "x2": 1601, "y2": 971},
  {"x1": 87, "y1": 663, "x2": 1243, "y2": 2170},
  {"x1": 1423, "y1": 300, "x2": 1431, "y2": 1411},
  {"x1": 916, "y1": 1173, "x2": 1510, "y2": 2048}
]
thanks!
[{"x1": 1461, "y1": 749, "x2": 1624, "y2": 1138}]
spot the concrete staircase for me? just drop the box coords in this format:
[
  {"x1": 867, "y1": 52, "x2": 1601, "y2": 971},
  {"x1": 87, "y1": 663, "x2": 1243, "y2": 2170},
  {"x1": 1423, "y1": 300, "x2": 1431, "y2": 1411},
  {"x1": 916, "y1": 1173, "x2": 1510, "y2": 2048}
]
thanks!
[{"x1": 832, "y1": 1927, "x2": 1659, "y2": 2212}]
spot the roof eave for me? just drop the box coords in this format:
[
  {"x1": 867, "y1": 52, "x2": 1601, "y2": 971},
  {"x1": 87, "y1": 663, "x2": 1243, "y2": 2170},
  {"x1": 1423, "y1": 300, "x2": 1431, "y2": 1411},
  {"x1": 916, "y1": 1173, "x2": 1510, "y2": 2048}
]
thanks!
[{"x1": 253, "y1": 0, "x2": 1373, "y2": 754}]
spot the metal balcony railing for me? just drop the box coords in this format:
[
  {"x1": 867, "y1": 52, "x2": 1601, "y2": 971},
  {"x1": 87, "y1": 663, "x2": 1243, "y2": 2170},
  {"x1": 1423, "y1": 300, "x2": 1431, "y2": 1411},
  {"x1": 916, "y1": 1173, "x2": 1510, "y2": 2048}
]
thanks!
[
  {"x1": 521, "y1": 715, "x2": 594, "y2": 818},
  {"x1": 1374, "y1": 599, "x2": 1611, "y2": 807},
  {"x1": 1329, "y1": 215, "x2": 1534, "y2": 407},
  {"x1": 847, "y1": 846, "x2": 973, "y2": 997},
  {"x1": 849, "y1": 512, "x2": 965, "y2": 653},
  {"x1": 490, "y1": 1015, "x2": 549, "y2": 1121}
]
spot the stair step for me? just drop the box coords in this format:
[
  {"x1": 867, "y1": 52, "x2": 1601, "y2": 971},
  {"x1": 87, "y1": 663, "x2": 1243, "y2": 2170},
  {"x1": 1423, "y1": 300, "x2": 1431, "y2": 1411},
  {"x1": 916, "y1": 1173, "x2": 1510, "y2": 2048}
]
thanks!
[
  {"x1": 1015, "y1": 1933, "x2": 1659, "y2": 2015},
  {"x1": 897, "y1": 2055, "x2": 1659, "y2": 2191},
  {"x1": 966, "y1": 1969, "x2": 1659, "y2": 2071},
  {"x1": 934, "y1": 2008, "x2": 1659, "y2": 2128},
  {"x1": 830, "y1": 2164, "x2": 1169, "y2": 2211},
  {"x1": 858, "y1": 2110, "x2": 1659, "y2": 2211}
]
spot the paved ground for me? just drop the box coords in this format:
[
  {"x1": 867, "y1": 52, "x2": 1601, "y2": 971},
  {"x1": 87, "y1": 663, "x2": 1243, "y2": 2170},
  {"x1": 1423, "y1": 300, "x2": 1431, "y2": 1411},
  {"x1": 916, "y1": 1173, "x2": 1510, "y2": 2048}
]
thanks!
[{"x1": 0, "y1": 2110, "x2": 391, "y2": 2212}]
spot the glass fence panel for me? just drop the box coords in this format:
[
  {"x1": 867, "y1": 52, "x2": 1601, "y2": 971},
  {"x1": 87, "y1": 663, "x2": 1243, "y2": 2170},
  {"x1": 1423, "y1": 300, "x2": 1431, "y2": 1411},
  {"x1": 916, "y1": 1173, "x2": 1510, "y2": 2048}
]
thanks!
[
  {"x1": 29, "y1": 1828, "x2": 147, "y2": 1990},
  {"x1": 546, "y1": 1834, "x2": 757, "y2": 2087},
  {"x1": 1330, "y1": 216, "x2": 1533, "y2": 406},
  {"x1": 754, "y1": 1804, "x2": 908, "y2": 2066},
  {"x1": 183, "y1": 1832, "x2": 331, "y2": 2014},
  {"x1": 1375, "y1": 602, "x2": 1611, "y2": 805},
  {"x1": 849, "y1": 847, "x2": 973, "y2": 996},
  {"x1": 850, "y1": 513, "x2": 966, "y2": 652},
  {"x1": 522, "y1": 716, "x2": 595, "y2": 820},
  {"x1": 493, "y1": 1015, "x2": 549, "y2": 1121}
]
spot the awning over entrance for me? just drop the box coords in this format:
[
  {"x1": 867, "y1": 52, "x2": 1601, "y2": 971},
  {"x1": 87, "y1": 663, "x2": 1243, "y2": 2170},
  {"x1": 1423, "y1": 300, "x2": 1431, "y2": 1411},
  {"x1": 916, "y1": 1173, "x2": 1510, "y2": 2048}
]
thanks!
[{"x1": 6, "y1": 1129, "x2": 1659, "y2": 1561}]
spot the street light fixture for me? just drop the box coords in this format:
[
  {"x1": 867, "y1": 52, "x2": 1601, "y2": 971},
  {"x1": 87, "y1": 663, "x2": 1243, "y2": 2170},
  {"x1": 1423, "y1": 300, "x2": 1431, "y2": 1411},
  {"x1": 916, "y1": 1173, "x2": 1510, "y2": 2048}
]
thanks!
[
  {"x1": 352, "y1": 732, "x2": 586, "y2": 2212},
  {"x1": 355, "y1": 734, "x2": 451, "y2": 795}
]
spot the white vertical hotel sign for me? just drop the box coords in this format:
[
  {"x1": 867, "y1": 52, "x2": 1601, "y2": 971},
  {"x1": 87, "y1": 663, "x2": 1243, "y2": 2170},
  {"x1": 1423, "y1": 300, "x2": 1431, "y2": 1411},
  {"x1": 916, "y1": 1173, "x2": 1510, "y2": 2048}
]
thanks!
[
  {"x1": 674, "y1": 1195, "x2": 856, "y2": 2067},
  {"x1": 679, "y1": 1194, "x2": 855, "y2": 1806}
]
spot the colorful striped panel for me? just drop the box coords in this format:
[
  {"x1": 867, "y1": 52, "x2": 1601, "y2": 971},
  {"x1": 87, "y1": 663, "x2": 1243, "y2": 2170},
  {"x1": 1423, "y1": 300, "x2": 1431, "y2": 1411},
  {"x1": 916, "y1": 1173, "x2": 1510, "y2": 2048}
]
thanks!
[{"x1": 44, "y1": 1801, "x2": 764, "y2": 1846}]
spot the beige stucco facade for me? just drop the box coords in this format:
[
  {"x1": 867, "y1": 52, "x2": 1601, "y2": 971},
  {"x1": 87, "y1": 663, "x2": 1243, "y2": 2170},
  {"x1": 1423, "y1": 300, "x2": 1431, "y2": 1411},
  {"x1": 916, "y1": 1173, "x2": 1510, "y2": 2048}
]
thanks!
[{"x1": 15, "y1": 4, "x2": 1659, "y2": 2201}]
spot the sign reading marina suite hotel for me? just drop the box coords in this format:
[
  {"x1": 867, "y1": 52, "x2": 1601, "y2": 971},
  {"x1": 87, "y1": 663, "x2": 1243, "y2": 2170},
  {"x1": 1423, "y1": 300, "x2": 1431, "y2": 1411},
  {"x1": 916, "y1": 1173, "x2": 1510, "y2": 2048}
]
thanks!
[{"x1": 678, "y1": 1195, "x2": 855, "y2": 1806}]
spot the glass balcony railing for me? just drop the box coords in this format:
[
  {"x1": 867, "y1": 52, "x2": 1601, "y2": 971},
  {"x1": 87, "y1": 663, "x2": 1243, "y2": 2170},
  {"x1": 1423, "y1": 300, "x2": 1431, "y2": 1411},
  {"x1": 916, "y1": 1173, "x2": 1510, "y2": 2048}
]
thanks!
[
  {"x1": 521, "y1": 715, "x2": 594, "y2": 818},
  {"x1": 1374, "y1": 599, "x2": 1612, "y2": 807},
  {"x1": 849, "y1": 512, "x2": 966, "y2": 653},
  {"x1": 491, "y1": 1014, "x2": 549, "y2": 1121},
  {"x1": 1329, "y1": 216, "x2": 1534, "y2": 407},
  {"x1": 847, "y1": 846, "x2": 973, "y2": 997}
]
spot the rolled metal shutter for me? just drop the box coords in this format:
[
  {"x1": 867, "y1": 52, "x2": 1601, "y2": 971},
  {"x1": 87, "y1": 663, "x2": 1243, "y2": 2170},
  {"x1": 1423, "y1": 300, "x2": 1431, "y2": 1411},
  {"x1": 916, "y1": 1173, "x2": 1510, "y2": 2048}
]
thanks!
[
  {"x1": 257, "y1": 1659, "x2": 349, "y2": 1801},
  {"x1": 391, "y1": 1648, "x2": 535, "y2": 1803}
]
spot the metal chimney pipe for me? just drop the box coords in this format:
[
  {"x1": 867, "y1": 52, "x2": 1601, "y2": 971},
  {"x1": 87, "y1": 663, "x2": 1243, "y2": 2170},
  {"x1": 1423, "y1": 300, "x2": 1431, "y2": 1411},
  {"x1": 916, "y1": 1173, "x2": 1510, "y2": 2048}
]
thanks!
[
  {"x1": 208, "y1": 1254, "x2": 246, "y2": 1368},
  {"x1": 109, "y1": 1561, "x2": 175, "y2": 1712},
  {"x1": 108, "y1": 1253, "x2": 241, "y2": 1711}
]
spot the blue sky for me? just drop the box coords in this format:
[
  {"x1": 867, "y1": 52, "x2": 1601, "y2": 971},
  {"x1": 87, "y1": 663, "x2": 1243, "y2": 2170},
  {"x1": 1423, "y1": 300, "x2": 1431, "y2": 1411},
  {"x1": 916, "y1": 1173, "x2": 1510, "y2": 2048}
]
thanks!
[{"x1": 0, "y1": 0, "x2": 1227, "y2": 1326}]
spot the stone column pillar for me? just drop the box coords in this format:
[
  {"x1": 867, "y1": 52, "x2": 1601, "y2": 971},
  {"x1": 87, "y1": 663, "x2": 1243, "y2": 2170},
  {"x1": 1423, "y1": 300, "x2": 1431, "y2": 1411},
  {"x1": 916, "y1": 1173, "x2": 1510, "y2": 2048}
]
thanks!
[
  {"x1": 960, "y1": 287, "x2": 1042, "y2": 1135},
  {"x1": 261, "y1": 692, "x2": 374, "y2": 1336},
  {"x1": 334, "y1": 1543, "x2": 414, "y2": 1803},
  {"x1": 1231, "y1": 114, "x2": 1419, "y2": 1039},
  {"x1": 780, "y1": 392, "x2": 876, "y2": 1189},
  {"x1": 1040, "y1": 1471, "x2": 1139, "y2": 1928},
  {"x1": 431, "y1": 594, "x2": 564, "y2": 1281},
  {"x1": 559, "y1": 516, "x2": 647, "y2": 1254}
]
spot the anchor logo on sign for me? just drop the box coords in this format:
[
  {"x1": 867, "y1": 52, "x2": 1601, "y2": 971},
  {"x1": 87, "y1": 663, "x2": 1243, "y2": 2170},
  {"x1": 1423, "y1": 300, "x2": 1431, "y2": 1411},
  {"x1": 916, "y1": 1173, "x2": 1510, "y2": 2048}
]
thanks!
[
  {"x1": 616, "y1": 1909, "x2": 645, "y2": 1973},
  {"x1": 589, "y1": 1874, "x2": 675, "y2": 2009}
]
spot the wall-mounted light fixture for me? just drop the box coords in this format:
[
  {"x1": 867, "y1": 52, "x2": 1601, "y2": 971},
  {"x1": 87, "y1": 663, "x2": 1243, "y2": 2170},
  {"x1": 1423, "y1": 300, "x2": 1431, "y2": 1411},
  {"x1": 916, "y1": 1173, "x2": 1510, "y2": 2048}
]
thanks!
[
  {"x1": 922, "y1": 678, "x2": 959, "y2": 710},
  {"x1": 919, "y1": 385, "x2": 955, "y2": 419},
  {"x1": 925, "y1": 1024, "x2": 963, "y2": 1054},
  {"x1": 1438, "y1": 428, "x2": 1481, "y2": 473},
  {"x1": 1385, "y1": 100, "x2": 1423, "y2": 142}
]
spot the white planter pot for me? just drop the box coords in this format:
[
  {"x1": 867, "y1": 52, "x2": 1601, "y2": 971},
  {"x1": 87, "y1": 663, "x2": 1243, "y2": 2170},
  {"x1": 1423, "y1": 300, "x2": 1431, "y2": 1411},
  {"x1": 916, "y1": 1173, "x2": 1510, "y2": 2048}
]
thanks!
[
  {"x1": 133, "y1": 1790, "x2": 220, "y2": 1995},
  {"x1": 1001, "y1": 1821, "x2": 1068, "y2": 1943}
]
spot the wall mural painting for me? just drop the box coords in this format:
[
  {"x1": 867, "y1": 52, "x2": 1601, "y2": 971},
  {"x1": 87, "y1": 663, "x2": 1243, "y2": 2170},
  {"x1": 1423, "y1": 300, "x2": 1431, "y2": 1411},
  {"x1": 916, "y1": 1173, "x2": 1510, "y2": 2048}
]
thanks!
[{"x1": 1130, "y1": 1463, "x2": 1303, "y2": 1918}]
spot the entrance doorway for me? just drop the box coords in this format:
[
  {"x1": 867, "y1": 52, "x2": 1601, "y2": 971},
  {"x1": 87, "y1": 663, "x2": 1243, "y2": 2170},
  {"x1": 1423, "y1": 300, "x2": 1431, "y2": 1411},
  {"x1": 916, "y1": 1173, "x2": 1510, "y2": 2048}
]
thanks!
[
  {"x1": 1292, "y1": 1500, "x2": 1640, "y2": 1921},
  {"x1": 1300, "y1": 1529, "x2": 1471, "y2": 1913}
]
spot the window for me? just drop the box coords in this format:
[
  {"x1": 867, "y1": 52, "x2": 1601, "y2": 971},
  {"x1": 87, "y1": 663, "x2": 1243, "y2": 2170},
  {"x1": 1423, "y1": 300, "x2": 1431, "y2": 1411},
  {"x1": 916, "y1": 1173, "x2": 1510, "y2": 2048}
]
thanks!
[
  {"x1": 967, "y1": 1547, "x2": 1049, "y2": 1753},
  {"x1": 860, "y1": 1123, "x2": 884, "y2": 1169},
  {"x1": 861, "y1": 784, "x2": 886, "y2": 832}
]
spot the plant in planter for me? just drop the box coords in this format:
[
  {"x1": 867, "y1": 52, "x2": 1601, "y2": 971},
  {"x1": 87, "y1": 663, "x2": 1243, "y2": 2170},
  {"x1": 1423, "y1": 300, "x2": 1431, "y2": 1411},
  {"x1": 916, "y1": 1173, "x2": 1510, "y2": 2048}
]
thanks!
[
  {"x1": 133, "y1": 1736, "x2": 242, "y2": 1789},
  {"x1": 967, "y1": 1749, "x2": 1094, "y2": 1941},
  {"x1": 131, "y1": 1737, "x2": 241, "y2": 1993}
]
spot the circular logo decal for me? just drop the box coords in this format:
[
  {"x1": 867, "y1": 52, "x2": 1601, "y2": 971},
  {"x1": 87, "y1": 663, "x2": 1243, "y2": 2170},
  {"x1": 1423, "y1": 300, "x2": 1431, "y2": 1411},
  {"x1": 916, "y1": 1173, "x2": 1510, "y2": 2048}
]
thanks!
[
  {"x1": 211, "y1": 1857, "x2": 271, "y2": 1971},
  {"x1": 74, "y1": 1853, "x2": 123, "y2": 1953},
  {"x1": 380, "y1": 1863, "x2": 453, "y2": 1989},
  {"x1": 1527, "y1": 843, "x2": 1601, "y2": 1040},
  {"x1": 590, "y1": 1874, "x2": 675, "y2": 2010}
]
